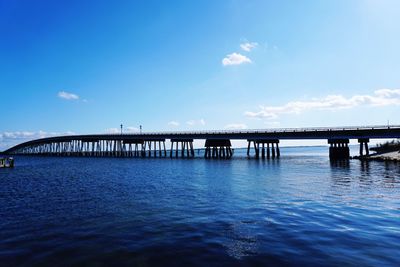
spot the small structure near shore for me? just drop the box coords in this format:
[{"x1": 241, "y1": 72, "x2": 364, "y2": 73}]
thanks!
[{"x1": 0, "y1": 157, "x2": 14, "y2": 168}]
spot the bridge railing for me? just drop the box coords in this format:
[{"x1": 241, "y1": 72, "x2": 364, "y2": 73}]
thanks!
[{"x1": 97, "y1": 124, "x2": 400, "y2": 136}]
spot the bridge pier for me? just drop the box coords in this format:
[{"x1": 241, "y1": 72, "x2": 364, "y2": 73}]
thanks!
[
  {"x1": 358, "y1": 138, "x2": 369, "y2": 157},
  {"x1": 142, "y1": 139, "x2": 166, "y2": 158},
  {"x1": 170, "y1": 139, "x2": 194, "y2": 158},
  {"x1": 247, "y1": 139, "x2": 280, "y2": 159},
  {"x1": 204, "y1": 139, "x2": 232, "y2": 159},
  {"x1": 123, "y1": 139, "x2": 145, "y2": 157},
  {"x1": 328, "y1": 139, "x2": 350, "y2": 160}
]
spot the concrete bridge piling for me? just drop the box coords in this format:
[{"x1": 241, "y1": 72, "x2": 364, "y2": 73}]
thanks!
[
  {"x1": 247, "y1": 139, "x2": 280, "y2": 159},
  {"x1": 204, "y1": 139, "x2": 232, "y2": 159},
  {"x1": 170, "y1": 139, "x2": 194, "y2": 158},
  {"x1": 358, "y1": 138, "x2": 370, "y2": 157},
  {"x1": 328, "y1": 139, "x2": 350, "y2": 160},
  {"x1": 143, "y1": 139, "x2": 167, "y2": 157}
]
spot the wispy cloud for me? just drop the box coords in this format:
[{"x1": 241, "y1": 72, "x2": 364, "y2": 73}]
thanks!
[
  {"x1": 125, "y1": 126, "x2": 139, "y2": 133},
  {"x1": 245, "y1": 89, "x2": 400, "y2": 119},
  {"x1": 58, "y1": 91, "x2": 79, "y2": 100},
  {"x1": 0, "y1": 130, "x2": 75, "y2": 151},
  {"x1": 105, "y1": 126, "x2": 139, "y2": 134},
  {"x1": 105, "y1": 128, "x2": 119, "y2": 134},
  {"x1": 186, "y1": 120, "x2": 195, "y2": 126},
  {"x1": 1, "y1": 130, "x2": 74, "y2": 140},
  {"x1": 240, "y1": 42, "x2": 258, "y2": 52},
  {"x1": 186, "y1": 119, "x2": 206, "y2": 126},
  {"x1": 222, "y1": 53, "x2": 251, "y2": 66},
  {"x1": 168, "y1": 121, "x2": 180, "y2": 127},
  {"x1": 224, "y1": 123, "x2": 247, "y2": 130}
]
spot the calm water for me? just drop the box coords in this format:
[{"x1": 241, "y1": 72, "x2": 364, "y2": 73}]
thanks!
[{"x1": 0, "y1": 147, "x2": 399, "y2": 266}]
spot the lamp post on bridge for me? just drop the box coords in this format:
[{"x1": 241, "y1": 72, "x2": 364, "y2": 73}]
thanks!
[
  {"x1": 120, "y1": 124, "x2": 123, "y2": 135},
  {"x1": 140, "y1": 125, "x2": 142, "y2": 134}
]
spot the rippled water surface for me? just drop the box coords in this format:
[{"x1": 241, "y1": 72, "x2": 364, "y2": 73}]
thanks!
[{"x1": 1, "y1": 147, "x2": 399, "y2": 266}]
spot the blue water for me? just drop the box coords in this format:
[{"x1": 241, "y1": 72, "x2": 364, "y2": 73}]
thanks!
[{"x1": 0, "y1": 147, "x2": 399, "y2": 266}]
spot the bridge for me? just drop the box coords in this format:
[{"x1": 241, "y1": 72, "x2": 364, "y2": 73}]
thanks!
[{"x1": 2, "y1": 125, "x2": 400, "y2": 160}]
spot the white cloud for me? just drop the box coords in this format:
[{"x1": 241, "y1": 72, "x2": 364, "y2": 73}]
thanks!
[
  {"x1": 125, "y1": 126, "x2": 139, "y2": 133},
  {"x1": 58, "y1": 91, "x2": 79, "y2": 100},
  {"x1": 186, "y1": 120, "x2": 195, "y2": 126},
  {"x1": 186, "y1": 119, "x2": 206, "y2": 126},
  {"x1": 240, "y1": 42, "x2": 258, "y2": 52},
  {"x1": 245, "y1": 89, "x2": 400, "y2": 119},
  {"x1": 105, "y1": 126, "x2": 139, "y2": 134},
  {"x1": 224, "y1": 123, "x2": 248, "y2": 130},
  {"x1": 168, "y1": 121, "x2": 180, "y2": 127},
  {"x1": 0, "y1": 130, "x2": 75, "y2": 151},
  {"x1": 222, "y1": 53, "x2": 251, "y2": 66},
  {"x1": 105, "y1": 128, "x2": 119, "y2": 134},
  {"x1": 0, "y1": 130, "x2": 72, "y2": 140}
]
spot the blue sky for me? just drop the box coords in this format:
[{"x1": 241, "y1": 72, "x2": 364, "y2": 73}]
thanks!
[{"x1": 1, "y1": 0, "x2": 400, "y2": 149}]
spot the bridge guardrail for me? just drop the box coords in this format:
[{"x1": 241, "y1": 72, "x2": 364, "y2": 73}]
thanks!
[{"x1": 96, "y1": 125, "x2": 400, "y2": 136}]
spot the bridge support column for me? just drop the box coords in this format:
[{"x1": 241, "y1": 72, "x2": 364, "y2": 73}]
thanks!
[
  {"x1": 276, "y1": 143, "x2": 280, "y2": 158},
  {"x1": 170, "y1": 139, "x2": 194, "y2": 158},
  {"x1": 253, "y1": 141, "x2": 259, "y2": 159},
  {"x1": 141, "y1": 142, "x2": 146, "y2": 157},
  {"x1": 262, "y1": 143, "x2": 265, "y2": 159},
  {"x1": 190, "y1": 142, "x2": 195, "y2": 157},
  {"x1": 247, "y1": 139, "x2": 280, "y2": 159},
  {"x1": 328, "y1": 139, "x2": 350, "y2": 160},
  {"x1": 271, "y1": 143, "x2": 276, "y2": 158},
  {"x1": 140, "y1": 139, "x2": 166, "y2": 158},
  {"x1": 148, "y1": 141, "x2": 152, "y2": 157},
  {"x1": 358, "y1": 138, "x2": 370, "y2": 157},
  {"x1": 122, "y1": 139, "x2": 144, "y2": 158},
  {"x1": 204, "y1": 139, "x2": 232, "y2": 159},
  {"x1": 205, "y1": 147, "x2": 209, "y2": 158}
]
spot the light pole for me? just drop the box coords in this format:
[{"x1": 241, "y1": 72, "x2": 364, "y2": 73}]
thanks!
[
  {"x1": 140, "y1": 125, "x2": 142, "y2": 134},
  {"x1": 120, "y1": 124, "x2": 123, "y2": 135}
]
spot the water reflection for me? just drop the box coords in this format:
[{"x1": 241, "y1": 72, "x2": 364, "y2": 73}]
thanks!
[
  {"x1": 329, "y1": 160, "x2": 352, "y2": 191},
  {"x1": 382, "y1": 161, "x2": 400, "y2": 188},
  {"x1": 360, "y1": 160, "x2": 370, "y2": 174},
  {"x1": 330, "y1": 159, "x2": 350, "y2": 169}
]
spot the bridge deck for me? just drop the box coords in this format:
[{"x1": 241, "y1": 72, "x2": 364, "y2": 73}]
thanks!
[{"x1": 3, "y1": 125, "x2": 400, "y2": 157}]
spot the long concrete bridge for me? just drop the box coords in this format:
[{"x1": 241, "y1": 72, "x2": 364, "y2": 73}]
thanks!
[{"x1": 2, "y1": 125, "x2": 400, "y2": 160}]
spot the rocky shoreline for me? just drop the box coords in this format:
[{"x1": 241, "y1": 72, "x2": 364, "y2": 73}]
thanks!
[{"x1": 353, "y1": 150, "x2": 400, "y2": 162}]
